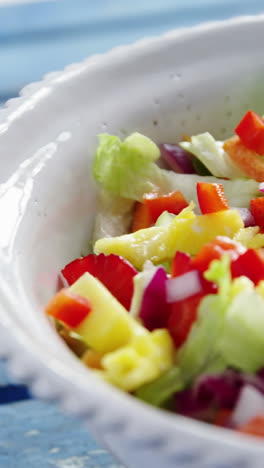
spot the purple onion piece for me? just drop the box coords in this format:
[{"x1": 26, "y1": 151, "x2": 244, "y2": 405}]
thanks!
[
  {"x1": 232, "y1": 385, "x2": 264, "y2": 427},
  {"x1": 159, "y1": 143, "x2": 195, "y2": 174},
  {"x1": 232, "y1": 207, "x2": 256, "y2": 227},
  {"x1": 166, "y1": 270, "x2": 203, "y2": 304},
  {"x1": 174, "y1": 369, "x2": 264, "y2": 425},
  {"x1": 139, "y1": 266, "x2": 170, "y2": 331}
]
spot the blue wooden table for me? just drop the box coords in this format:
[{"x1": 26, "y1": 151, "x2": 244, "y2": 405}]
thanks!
[{"x1": 1, "y1": 1, "x2": 264, "y2": 467}]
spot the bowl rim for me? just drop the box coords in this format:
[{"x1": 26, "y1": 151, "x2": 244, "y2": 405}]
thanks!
[{"x1": 1, "y1": 13, "x2": 264, "y2": 458}]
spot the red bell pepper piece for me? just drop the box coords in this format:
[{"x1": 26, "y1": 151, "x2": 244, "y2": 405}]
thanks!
[
  {"x1": 168, "y1": 237, "x2": 241, "y2": 347},
  {"x1": 237, "y1": 414, "x2": 264, "y2": 438},
  {"x1": 197, "y1": 182, "x2": 229, "y2": 214},
  {"x1": 250, "y1": 197, "x2": 264, "y2": 229},
  {"x1": 46, "y1": 288, "x2": 92, "y2": 328},
  {"x1": 143, "y1": 190, "x2": 188, "y2": 222},
  {"x1": 235, "y1": 110, "x2": 264, "y2": 155},
  {"x1": 192, "y1": 236, "x2": 244, "y2": 273},
  {"x1": 231, "y1": 248, "x2": 264, "y2": 284},
  {"x1": 168, "y1": 294, "x2": 203, "y2": 348},
  {"x1": 171, "y1": 251, "x2": 192, "y2": 277},
  {"x1": 132, "y1": 202, "x2": 152, "y2": 232}
]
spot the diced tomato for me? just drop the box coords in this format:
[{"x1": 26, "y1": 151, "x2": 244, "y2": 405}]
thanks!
[
  {"x1": 197, "y1": 182, "x2": 229, "y2": 214},
  {"x1": 62, "y1": 253, "x2": 137, "y2": 310},
  {"x1": 171, "y1": 251, "x2": 192, "y2": 277},
  {"x1": 143, "y1": 190, "x2": 188, "y2": 222},
  {"x1": 235, "y1": 110, "x2": 264, "y2": 155},
  {"x1": 132, "y1": 202, "x2": 152, "y2": 232},
  {"x1": 46, "y1": 288, "x2": 92, "y2": 328},
  {"x1": 250, "y1": 198, "x2": 264, "y2": 229},
  {"x1": 213, "y1": 409, "x2": 232, "y2": 428},
  {"x1": 231, "y1": 248, "x2": 264, "y2": 284},
  {"x1": 192, "y1": 236, "x2": 245, "y2": 273},
  {"x1": 168, "y1": 294, "x2": 203, "y2": 348},
  {"x1": 237, "y1": 414, "x2": 264, "y2": 438}
]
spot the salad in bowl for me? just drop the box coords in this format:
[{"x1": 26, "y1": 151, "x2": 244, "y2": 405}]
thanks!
[{"x1": 45, "y1": 109, "x2": 264, "y2": 438}]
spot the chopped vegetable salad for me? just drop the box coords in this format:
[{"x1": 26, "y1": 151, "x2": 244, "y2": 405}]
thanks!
[{"x1": 46, "y1": 110, "x2": 264, "y2": 438}]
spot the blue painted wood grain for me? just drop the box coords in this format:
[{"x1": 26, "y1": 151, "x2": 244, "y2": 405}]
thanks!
[
  {"x1": 0, "y1": 398, "x2": 124, "y2": 468},
  {"x1": 0, "y1": 361, "x2": 123, "y2": 468}
]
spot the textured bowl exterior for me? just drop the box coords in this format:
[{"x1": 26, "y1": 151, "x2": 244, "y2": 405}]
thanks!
[{"x1": 1, "y1": 15, "x2": 264, "y2": 468}]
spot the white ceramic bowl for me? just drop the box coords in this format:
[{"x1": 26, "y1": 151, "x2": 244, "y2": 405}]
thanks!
[{"x1": 1, "y1": 15, "x2": 264, "y2": 468}]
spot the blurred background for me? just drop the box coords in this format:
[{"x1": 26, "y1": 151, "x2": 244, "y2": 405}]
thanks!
[
  {"x1": 0, "y1": 1, "x2": 264, "y2": 467},
  {"x1": 1, "y1": 0, "x2": 264, "y2": 105}
]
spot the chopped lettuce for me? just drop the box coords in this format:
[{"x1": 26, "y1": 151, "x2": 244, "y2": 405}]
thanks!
[
  {"x1": 178, "y1": 255, "x2": 264, "y2": 381},
  {"x1": 218, "y1": 289, "x2": 264, "y2": 373},
  {"x1": 93, "y1": 133, "x2": 167, "y2": 200},
  {"x1": 177, "y1": 256, "x2": 232, "y2": 383},
  {"x1": 92, "y1": 189, "x2": 135, "y2": 242},
  {"x1": 177, "y1": 294, "x2": 228, "y2": 383},
  {"x1": 179, "y1": 132, "x2": 246, "y2": 179},
  {"x1": 135, "y1": 367, "x2": 184, "y2": 407},
  {"x1": 164, "y1": 172, "x2": 259, "y2": 209},
  {"x1": 93, "y1": 133, "x2": 260, "y2": 208},
  {"x1": 204, "y1": 254, "x2": 231, "y2": 302}
]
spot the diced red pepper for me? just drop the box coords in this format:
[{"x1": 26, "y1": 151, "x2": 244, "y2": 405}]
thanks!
[
  {"x1": 46, "y1": 288, "x2": 92, "y2": 328},
  {"x1": 250, "y1": 198, "x2": 264, "y2": 229},
  {"x1": 237, "y1": 414, "x2": 264, "y2": 438},
  {"x1": 171, "y1": 251, "x2": 192, "y2": 277},
  {"x1": 197, "y1": 182, "x2": 229, "y2": 215},
  {"x1": 231, "y1": 248, "x2": 264, "y2": 284},
  {"x1": 143, "y1": 190, "x2": 188, "y2": 222},
  {"x1": 62, "y1": 253, "x2": 137, "y2": 310},
  {"x1": 192, "y1": 236, "x2": 244, "y2": 273},
  {"x1": 132, "y1": 202, "x2": 152, "y2": 232},
  {"x1": 235, "y1": 110, "x2": 264, "y2": 155},
  {"x1": 168, "y1": 294, "x2": 203, "y2": 348}
]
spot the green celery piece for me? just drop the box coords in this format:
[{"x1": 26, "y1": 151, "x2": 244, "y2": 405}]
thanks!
[{"x1": 135, "y1": 367, "x2": 184, "y2": 407}]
